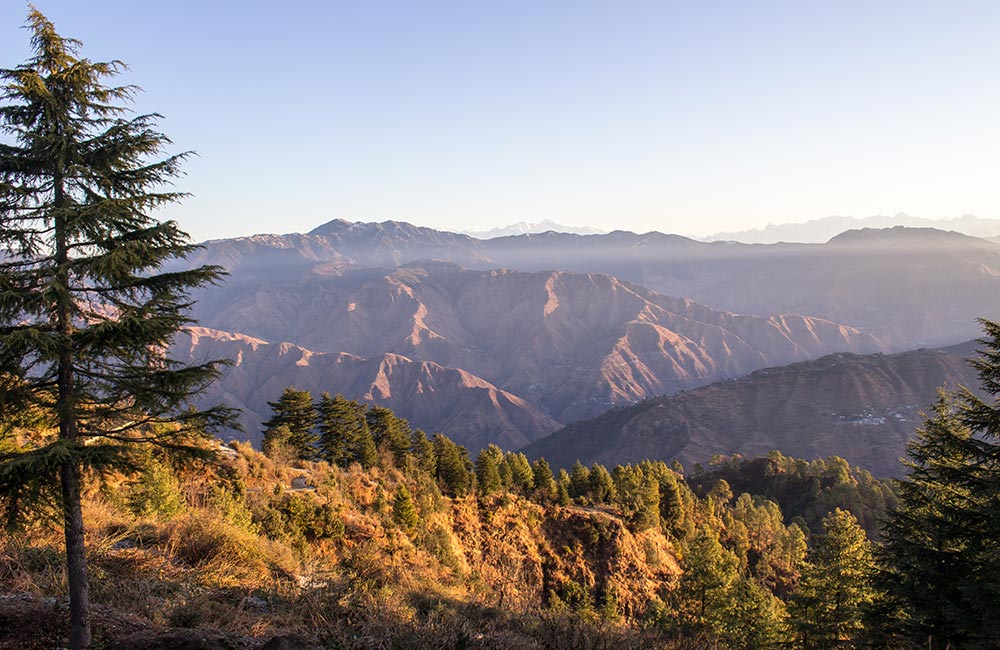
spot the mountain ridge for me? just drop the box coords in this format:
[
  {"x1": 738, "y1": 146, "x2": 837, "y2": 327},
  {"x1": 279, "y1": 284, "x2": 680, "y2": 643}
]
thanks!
[
  {"x1": 523, "y1": 341, "x2": 982, "y2": 476},
  {"x1": 186, "y1": 220, "x2": 1000, "y2": 348},
  {"x1": 180, "y1": 262, "x2": 880, "y2": 445},
  {"x1": 705, "y1": 213, "x2": 1000, "y2": 244},
  {"x1": 173, "y1": 326, "x2": 560, "y2": 450}
]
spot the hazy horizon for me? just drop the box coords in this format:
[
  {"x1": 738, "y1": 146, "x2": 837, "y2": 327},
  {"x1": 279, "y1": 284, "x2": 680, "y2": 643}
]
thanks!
[{"x1": 3, "y1": 2, "x2": 997, "y2": 242}]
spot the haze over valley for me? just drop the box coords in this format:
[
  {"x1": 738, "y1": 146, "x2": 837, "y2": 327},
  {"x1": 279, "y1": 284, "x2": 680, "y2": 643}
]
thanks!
[{"x1": 172, "y1": 217, "x2": 1000, "y2": 473}]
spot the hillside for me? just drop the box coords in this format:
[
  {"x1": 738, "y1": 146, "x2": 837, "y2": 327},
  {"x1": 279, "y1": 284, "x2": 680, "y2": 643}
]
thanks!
[
  {"x1": 0, "y1": 403, "x2": 891, "y2": 650},
  {"x1": 181, "y1": 262, "x2": 880, "y2": 440},
  {"x1": 173, "y1": 327, "x2": 559, "y2": 450},
  {"x1": 524, "y1": 341, "x2": 982, "y2": 476}
]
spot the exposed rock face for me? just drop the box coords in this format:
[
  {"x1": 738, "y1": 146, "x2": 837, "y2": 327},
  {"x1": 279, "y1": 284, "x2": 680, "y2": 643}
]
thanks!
[
  {"x1": 524, "y1": 342, "x2": 982, "y2": 477},
  {"x1": 184, "y1": 263, "x2": 881, "y2": 432},
  {"x1": 174, "y1": 328, "x2": 559, "y2": 450}
]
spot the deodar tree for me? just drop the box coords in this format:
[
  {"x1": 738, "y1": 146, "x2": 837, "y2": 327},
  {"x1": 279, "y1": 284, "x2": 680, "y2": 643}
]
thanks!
[{"x1": 0, "y1": 10, "x2": 232, "y2": 649}]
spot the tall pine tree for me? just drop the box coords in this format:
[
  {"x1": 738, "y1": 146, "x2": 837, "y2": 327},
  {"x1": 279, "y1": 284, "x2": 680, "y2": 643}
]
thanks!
[
  {"x1": 789, "y1": 508, "x2": 874, "y2": 650},
  {"x1": 316, "y1": 392, "x2": 367, "y2": 466},
  {"x1": 0, "y1": 11, "x2": 232, "y2": 648},
  {"x1": 261, "y1": 387, "x2": 316, "y2": 460},
  {"x1": 879, "y1": 319, "x2": 1000, "y2": 647}
]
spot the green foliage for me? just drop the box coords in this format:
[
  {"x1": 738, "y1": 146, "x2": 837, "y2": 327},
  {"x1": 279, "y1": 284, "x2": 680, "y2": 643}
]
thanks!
[
  {"x1": 475, "y1": 445, "x2": 503, "y2": 496},
  {"x1": 434, "y1": 434, "x2": 473, "y2": 498},
  {"x1": 587, "y1": 464, "x2": 616, "y2": 504},
  {"x1": 126, "y1": 460, "x2": 184, "y2": 519},
  {"x1": 410, "y1": 429, "x2": 436, "y2": 475},
  {"x1": 393, "y1": 483, "x2": 419, "y2": 533},
  {"x1": 262, "y1": 388, "x2": 316, "y2": 460},
  {"x1": 717, "y1": 577, "x2": 787, "y2": 650},
  {"x1": 656, "y1": 470, "x2": 687, "y2": 539},
  {"x1": 354, "y1": 425, "x2": 378, "y2": 469},
  {"x1": 531, "y1": 458, "x2": 556, "y2": 500},
  {"x1": 672, "y1": 527, "x2": 740, "y2": 636},
  {"x1": 692, "y1": 451, "x2": 897, "y2": 536},
  {"x1": 365, "y1": 405, "x2": 411, "y2": 464},
  {"x1": 612, "y1": 464, "x2": 659, "y2": 531},
  {"x1": 263, "y1": 493, "x2": 345, "y2": 544},
  {"x1": 556, "y1": 479, "x2": 571, "y2": 506},
  {"x1": 208, "y1": 484, "x2": 256, "y2": 533},
  {"x1": 789, "y1": 508, "x2": 874, "y2": 649},
  {"x1": 503, "y1": 452, "x2": 535, "y2": 495},
  {"x1": 317, "y1": 393, "x2": 367, "y2": 466},
  {"x1": 568, "y1": 461, "x2": 590, "y2": 501},
  {"x1": 261, "y1": 424, "x2": 294, "y2": 461},
  {"x1": 0, "y1": 12, "x2": 233, "y2": 646},
  {"x1": 878, "y1": 320, "x2": 1000, "y2": 648}
]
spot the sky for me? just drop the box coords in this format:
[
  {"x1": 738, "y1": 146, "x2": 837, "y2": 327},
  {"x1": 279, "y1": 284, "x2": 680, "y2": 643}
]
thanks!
[{"x1": 2, "y1": 1, "x2": 999, "y2": 242}]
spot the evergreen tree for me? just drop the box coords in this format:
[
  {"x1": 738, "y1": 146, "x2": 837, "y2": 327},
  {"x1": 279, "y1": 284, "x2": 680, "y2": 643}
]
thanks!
[
  {"x1": 878, "y1": 320, "x2": 1000, "y2": 647},
  {"x1": 504, "y1": 452, "x2": 535, "y2": 494},
  {"x1": 556, "y1": 479, "x2": 571, "y2": 506},
  {"x1": 588, "y1": 463, "x2": 617, "y2": 504},
  {"x1": 718, "y1": 577, "x2": 787, "y2": 650},
  {"x1": 657, "y1": 470, "x2": 687, "y2": 538},
  {"x1": 475, "y1": 444, "x2": 503, "y2": 496},
  {"x1": 555, "y1": 468, "x2": 572, "y2": 506},
  {"x1": 393, "y1": 483, "x2": 419, "y2": 532},
  {"x1": 0, "y1": 12, "x2": 233, "y2": 648},
  {"x1": 789, "y1": 508, "x2": 874, "y2": 650},
  {"x1": 261, "y1": 387, "x2": 316, "y2": 460},
  {"x1": 434, "y1": 434, "x2": 472, "y2": 497},
  {"x1": 353, "y1": 425, "x2": 378, "y2": 469},
  {"x1": 613, "y1": 464, "x2": 660, "y2": 531},
  {"x1": 877, "y1": 393, "x2": 978, "y2": 647},
  {"x1": 676, "y1": 527, "x2": 740, "y2": 637},
  {"x1": 531, "y1": 458, "x2": 556, "y2": 500},
  {"x1": 497, "y1": 451, "x2": 514, "y2": 489},
  {"x1": 951, "y1": 319, "x2": 1000, "y2": 643},
  {"x1": 365, "y1": 404, "x2": 411, "y2": 463},
  {"x1": 568, "y1": 460, "x2": 590, "y2": 500},
  {"x1": 316, "y1": 393, "x2": 368, "y2": 466},
  {"x1": 410, "y1": 429, "x2": 436, "y2": 475}
]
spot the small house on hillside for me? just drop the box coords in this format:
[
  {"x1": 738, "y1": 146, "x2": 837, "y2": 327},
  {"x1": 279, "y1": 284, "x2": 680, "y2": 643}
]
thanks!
[{"x1": 290, "y1": 472, "x2": 314, "y2": 490}]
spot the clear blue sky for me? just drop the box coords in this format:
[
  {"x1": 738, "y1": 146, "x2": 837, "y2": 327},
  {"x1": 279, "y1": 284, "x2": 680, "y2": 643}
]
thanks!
[{"x1": 3, "y1": 1, "x2": 999, "y2": 241}]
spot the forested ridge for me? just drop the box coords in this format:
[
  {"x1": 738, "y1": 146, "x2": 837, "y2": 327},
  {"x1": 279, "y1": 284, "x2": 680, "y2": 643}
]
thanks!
[
  {"x1": 3, "y1": 346, "x2": 999, "y2": 649},
  {"x1": 0, "y1": 393, "x2": 886, "y2": 649}
]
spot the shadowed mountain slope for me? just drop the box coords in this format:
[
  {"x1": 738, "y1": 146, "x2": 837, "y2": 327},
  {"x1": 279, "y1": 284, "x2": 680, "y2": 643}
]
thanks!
[{"x1": 523, "y1": 341, "x2": 982, "y2": 477}]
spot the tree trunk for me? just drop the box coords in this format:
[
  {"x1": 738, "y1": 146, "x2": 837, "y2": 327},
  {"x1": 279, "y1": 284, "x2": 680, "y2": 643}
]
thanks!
[
  {"x1": 54, "y1": 155, "x2": 91, "y2": 649},
  {"x1": 61, "y1": 460, "x2": 91, "y2": 650}
]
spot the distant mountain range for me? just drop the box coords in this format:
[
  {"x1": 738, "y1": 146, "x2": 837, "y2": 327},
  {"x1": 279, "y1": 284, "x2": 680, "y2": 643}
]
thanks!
[
  {"x1": 172, "y1": 218, "x2": 1000, "y2": 467},
  {"x1": 190, "y1": 220, "x2": 1000, "y2": 349},
  {"x1": 705, "y1": 213, "x2": 1000, "y2": 244},
  {"x1": 459, "y1": 220, "x2": 606, "y2": 239},
  {"x1": 175, "y1": 260, "x2": 877, "y2": 449},
  {"x1": 524, "y1": 341, "x2": 982, "y2": 477}
]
